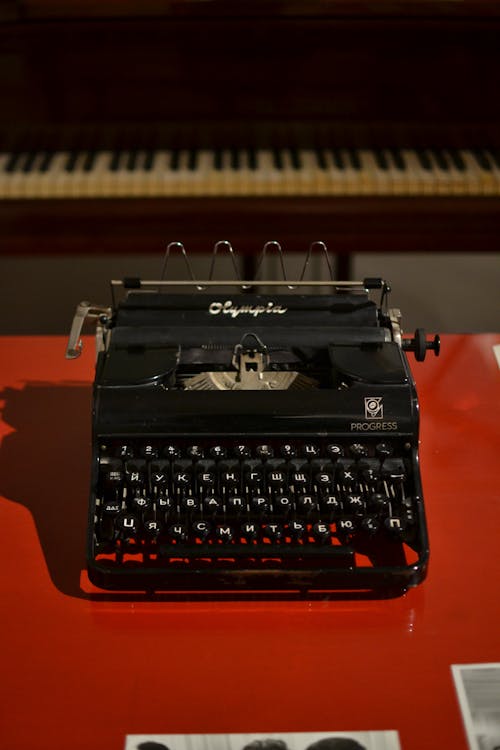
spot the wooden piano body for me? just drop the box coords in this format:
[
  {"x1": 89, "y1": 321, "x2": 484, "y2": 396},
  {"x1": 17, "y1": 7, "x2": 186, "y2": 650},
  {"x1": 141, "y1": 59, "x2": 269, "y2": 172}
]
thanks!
[{"x1": 1, "y1": 0, "x2": 500, "y2": 267}]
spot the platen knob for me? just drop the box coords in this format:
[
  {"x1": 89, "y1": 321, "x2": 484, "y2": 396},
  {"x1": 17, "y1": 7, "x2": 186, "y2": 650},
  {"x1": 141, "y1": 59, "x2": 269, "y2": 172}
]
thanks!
[{"x1": 403, "y1": 328, "x2": 441, "y2": 361}]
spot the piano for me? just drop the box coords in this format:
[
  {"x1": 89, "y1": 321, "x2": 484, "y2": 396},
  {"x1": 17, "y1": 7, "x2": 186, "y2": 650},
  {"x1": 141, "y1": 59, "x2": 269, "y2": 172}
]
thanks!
[{"x1": 1, "y1": 0, "x2": 500, "y2": 271}]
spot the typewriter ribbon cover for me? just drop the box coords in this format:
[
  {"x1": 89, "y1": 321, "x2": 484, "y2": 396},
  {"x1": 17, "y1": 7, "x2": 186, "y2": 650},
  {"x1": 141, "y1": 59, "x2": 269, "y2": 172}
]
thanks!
[{"x1": 66, "y1": 241, "x2": 440, "y2": 595}]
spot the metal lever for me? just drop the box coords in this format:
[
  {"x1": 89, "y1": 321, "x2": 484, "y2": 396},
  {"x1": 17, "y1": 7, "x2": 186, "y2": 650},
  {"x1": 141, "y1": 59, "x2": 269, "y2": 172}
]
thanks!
[{"x1": 65, "y1": 301, "x2": 112, "y2": 359}]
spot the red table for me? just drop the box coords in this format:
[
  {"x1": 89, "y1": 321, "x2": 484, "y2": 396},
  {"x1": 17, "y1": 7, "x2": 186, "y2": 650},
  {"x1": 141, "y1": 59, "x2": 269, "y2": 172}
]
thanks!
[{"x1": 0, "y1": 334, "x2": 499, "y2": 750}]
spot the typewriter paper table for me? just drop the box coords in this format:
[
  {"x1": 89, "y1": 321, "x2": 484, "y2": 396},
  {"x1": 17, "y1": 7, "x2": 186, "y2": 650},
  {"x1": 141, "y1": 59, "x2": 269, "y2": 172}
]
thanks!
[{"x1": 0, "y1": 334, "x2": 498, "y2": 750}]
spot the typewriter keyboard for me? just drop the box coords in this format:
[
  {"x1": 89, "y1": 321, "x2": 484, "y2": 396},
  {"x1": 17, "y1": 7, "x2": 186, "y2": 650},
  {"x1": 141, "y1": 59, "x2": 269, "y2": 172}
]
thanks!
[{"x1": 92, "y1": 437, "x2": 424, "y2": 584}]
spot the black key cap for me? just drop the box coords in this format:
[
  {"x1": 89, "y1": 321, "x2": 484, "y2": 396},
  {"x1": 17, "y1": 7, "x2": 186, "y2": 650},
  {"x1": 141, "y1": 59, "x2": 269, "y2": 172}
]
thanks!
[
  {"x1": 287, "y1": 520, "x2": 306, "y2": 540},
  {"x1": 233, "y1": 444, "x2": 251, "y2": 458},
  {"x1": 263, "y1": 523, "x2": 284, "y2": 541},
  {"x1": 169, "y1": 523, "x2": 188, "y2": 542},
  {"x1": 337, "y1": 517, "x2": 357, "y2": 534},
  {"x1": 345, "y1": 493, "x2": 365, "y2": 514},
  {"x1": 209, "y1": 445, "x2": 227, "y2": 459},
  {"x1": 267, "y1": 470, "x2": 286, "y2": 489},
  {"x1": 203, "y1": 496, "x2": 223, "y2": 515},
  {"x1": 384, "y1": 516, "x2": 408, "y2": 538},
  {"x1": 349, "y1": 443, "x2": 369, "y2": 459},
  {"x1": 326, "y1": 444, "x2": 344, "y2": 459},
  {"x1": 274, "y1": 495, "x2": 293, "y2": 513},
  {"x1": 296, "y1": 494, "x2": 318, "y2": 513},
  {"x1": 302, "y1": 443, "x2": 320, "y2": 458},
  {"x1": 102, "y1": 500, "x2": 122, "y2": 516},
  {"x1": 214, "y1": 149, "x2": 223, "y2": 170},
  {"x1": 150, "y1": 461, "x2": 169, "y2": 488},
  {"x1": 65, "y1": 151, "x2": 80, "y2": 172},
  {"x1": 312, "y1": 522, "x2": 331, "y2": 543},
  {"x1": 180, "y1": 495, "x2": 201, "y2": 513},
  {"x1": 360, "y1": 516, "x2": 380, "y2": 534},
  {"x1": 256, "y1": 444, "x2": 274, "y2": 459},
  {"x1": 193, "y1": 520, "x2": 211, "y2": 541},
  {"x1": 164, "y1": 445, "x2": 180, "y2": 458},
  {"x1": 279, "y1": 443, "x2": 297, "y2": 458},
  {"x1": 141, "y1": 444, "x2": 158, "y2": 459},
  {"x1": 144, "y1": 519, "x2": 162, "y2": 538},
  {"x1": 241, "y1": 522, "x2": 259, "y2": 541},
  {"x1": 186, "y1": 445, "x2": 204, "y2": 459},
  {"x1": 116, "y1": 444, "x2": 134, "y2": 459},
  {"x1": 227, "y1": 496, "x2": 245, "y2": 514},
  {"x1": 320, "y1": 495, "x2": 342, "y2": 515},
  {"x1": 375, "y1": 442, "x2": 393, "y2": 461},
  {"x1": 250, "y1": 495, "x2": 271, "y2": 514},
  {"x1": 130, "y1": 494, "x2": 152, "y2": 512},
  {"x1": 116, "y1": 513, "x2": 139, "y2": 538}
]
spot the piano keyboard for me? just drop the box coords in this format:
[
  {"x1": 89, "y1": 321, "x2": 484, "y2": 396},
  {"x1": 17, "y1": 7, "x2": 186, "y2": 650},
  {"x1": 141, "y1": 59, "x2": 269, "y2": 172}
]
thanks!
[{"x1": 1, "y1": 147, "x2": 500, "y2": 198}]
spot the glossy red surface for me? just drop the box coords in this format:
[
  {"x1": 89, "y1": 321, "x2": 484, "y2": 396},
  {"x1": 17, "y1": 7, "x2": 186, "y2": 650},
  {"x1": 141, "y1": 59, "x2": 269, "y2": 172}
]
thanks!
[{"x1": 0, "y1": 334, "x2": 499, "y2": 750}]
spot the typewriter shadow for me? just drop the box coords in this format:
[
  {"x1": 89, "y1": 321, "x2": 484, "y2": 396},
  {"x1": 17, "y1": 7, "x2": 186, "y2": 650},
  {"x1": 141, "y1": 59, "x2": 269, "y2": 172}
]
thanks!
[{"x1": 0, "y1": 382, "x2": 92, "y2": 598}]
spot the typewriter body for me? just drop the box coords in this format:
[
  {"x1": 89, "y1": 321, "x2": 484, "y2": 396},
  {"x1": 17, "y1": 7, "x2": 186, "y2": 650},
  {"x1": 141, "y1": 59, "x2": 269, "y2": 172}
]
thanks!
[{"x1": 67, "y1": 243, "x2": 439, "y2": 595}]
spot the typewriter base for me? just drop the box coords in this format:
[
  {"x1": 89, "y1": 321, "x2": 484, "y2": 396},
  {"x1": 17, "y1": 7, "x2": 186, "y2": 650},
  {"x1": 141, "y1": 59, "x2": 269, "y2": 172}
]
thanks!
[{"x1": 87, "y1": 558, "x2": 428, "y2": 598}]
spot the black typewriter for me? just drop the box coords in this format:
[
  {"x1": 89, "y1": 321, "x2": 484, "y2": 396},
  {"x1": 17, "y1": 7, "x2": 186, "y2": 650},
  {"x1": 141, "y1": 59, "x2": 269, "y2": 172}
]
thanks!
[{"x1": 67, "y1": 241, "x2": 440, "y2": 595}]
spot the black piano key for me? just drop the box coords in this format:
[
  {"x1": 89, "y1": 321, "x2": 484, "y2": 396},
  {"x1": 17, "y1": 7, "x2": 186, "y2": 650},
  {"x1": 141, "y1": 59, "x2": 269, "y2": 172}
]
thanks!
[
  {"x1": 65, "y1": 151, "x2": 80, "y2": 172},
  {"x1": 487, "y1": 149, "x2": 500, "y2": 169},
  {"x1": 315, "y1": 149, "x2": 328, "y2": 170},
  {"x1": 214, "y1": 149, "x2": 223, "y2": 171},
  {"x1": 290, "y1": 148, "x2": 302, "y2": 170},
  {"x1": 416, "y1": 149, "x2": 433, "y2": 171},
  {"x1": 347, "y1": 148, "x2": 361, "y2": 170},
  {"x1": 273, "y1": 149, "x2": 284, "y2": 169},
  {"x1": 83, "y1": 151, "x2": 97, "y2": 172},
  {"x1": 374, "y1": 150, "x2": 389, "y2": 170},
  {"x1": 230, "y1": 149, "x2": 240, "y2": 170},
  {"x1": 170, "y1": 150, "x2": 180, "y2": 171},
  {"x1": 432, "y1": 149, "x2": 450, "y2": 171},
  {"x1": 109, "y1": 151, "x2": 122, "y2": 171},
  {"x1": 143, "y1": 150, "x2": 155, "y2": 171},
  {"x1": 5, "y1": 152, "x2": 21, "y2": 172},
  {"x1": 187, "y1": 149, "x2": 198, "y2": 171},
  {"x1": 247, "y1": 147, "x2": 258, "y2": 170},
  {"x1": 389, "y1": 148, "x2": 406, "y2": 170},
  {"x1": 21, "y1": 151, "x2": 37, "y2": 173},
  {"x1": 472, "y1": 149, "x2": 492, "y2": 171},
  {"x1": 126, "y1": 151, "x2": 138, "y2": 171},
  {"x1": 448, "y1": 149, "x2": 466, "y2": 171},
  {"x1": 39, "y1": 151, "x2": 54, "y2": 172},
  {"x1": 331, "y1": 149, "x2": 345, "y2": 169}
]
